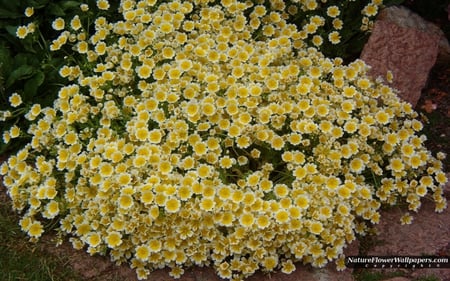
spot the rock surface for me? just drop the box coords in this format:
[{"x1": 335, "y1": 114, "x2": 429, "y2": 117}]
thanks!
[
  {"x1": 378, "y1": 6, "x2": 450, "y2": 65},
  {"x1": 361, "y1": 6, "x2": 442, "y2": 107}
]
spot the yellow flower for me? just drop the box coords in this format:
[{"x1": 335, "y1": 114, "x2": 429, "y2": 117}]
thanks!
[
  {"x1": 197, "y1": 164, "x2": 211, "y2": 178},
  {"x1": 337, "y1": 186, "x2": 351, "y2": 199},
  {"x1": 88, "y1": 232, "x2": 101, "y2": 247},
  {"x1": 9, "y1": 93, "x2": 22, "y2": 107},
  {"x1": 199, "y1": 198, "x2": 215, "y2": 211},
  {"x1": 118, "y1": 194, "x2": 134, "y2": 209},
  {"x1": 28, "y1": 221, "x2": 44, "y2": 237},
  {"x1": 99, "y1": 162, "x2": 114, "y2": 177},
  {"x1": 45, "y1": 200, "x2": 60, "y2": 218},
  {"x1": 262, "y1": 256, "x2": 278, "y2": 270},
  {"x1": 221, "y1": 212, "x2": 234, "y2": 226},
  {"x1": 375, "y1": 110, "x2": 390, "y2": 125},
  {"x1": 389, "y1": 158, "x2": 404, "y2": 173},
  {"x1": 326, "y1": 176, "x2": 340, "y2": 189},
  {"x1": 275, "y1": 210, "x2": 290, "y2": 223},
  {"x1": 135, "y1": 244, "x2": 151, "y2": 261},
  {"x1": 217, "y1": 186, "x2": 232, "y2": 200},
  {"x1": 160, "y1": 22, "x2": 173, "y2": 33},
  {"x1": 16, "y1": 26, "x2": 28, "y2": 39},
  {"x1": 97, "y1": 0, "x2": 110, "y2": 10},
  {"x1": 363, "y1": 3, "x2": 378, "y2": 17},
  {"x1": 270, "y1": 135, "x2": 285, "y2": 150},
  {"x1": 400, "y1": 213, "x2": 413, "y2": 225},
  {"x1": 140, "y1": 190, "x2": 154, "y2": 204},
  {"x1": 159, "y1": 161, "x2": 172, "y2": 175},
  {"x1": 148, "y1": 129, "x2": 162, "y2": 143},
  {"x1": 52, "y1": 17, "x2": 65, "y2": 30},
  {"x1": 149, "y1": 239, "x2": 162, "y2": 252},
  {"x1": 239, "y1": 213, "x2": 255, "y2": 227},
  {"x1": 295, "y1": 195, "x2": 309, "y2": 209},
  {"x1": 165, "y1": 197, "x2": 181, "y2": 213},
  {"x1": 309, "y1": 221, "x2": 323, "y2": 235},
  {"x1": 106, "y1": 231, "x2": 122, "y2": 248}
]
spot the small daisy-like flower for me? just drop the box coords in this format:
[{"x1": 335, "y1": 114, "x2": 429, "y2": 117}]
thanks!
[
  {"x1": 148, "y1": 129, "x2": 162, "y2": 143},
  {"x1": 165, "y1": 197, "x2": 181, "y2": 213},
  {"x1": 24, "y1": 7, "x2": 34, "y2": 17},
  {"x1": 135, "y1": 244, "x2": 151, "y2": 261},
  {"x1": 271, "y1": 135, "x2": 285, "y2": 150},
  {"x1": 9, "y1": 93, "x2": 22, "y2": 107},
  {"x1": 199, "y1": 198, "x2": 215, "y2": 211},
  {"x1": 149, "y1": 239, "x2": 162, "y2": 252},
  {"x1": 262, "y1": 256, "x2": 278, "y2": 270},
  {"x1": 16, "y1": 26, "x2": 28, "y2": 39},
  {"x1": 239, "y1": 213, "x2": 255, "y2": 227},
  {"x1": 52, "y1": 17, "x2": 65, "y2": 30},
  {"x1": 389, "y1": 158, "x2": 404, "y2": 173},
  {"x1": 97, "y1": 0, "x2": 110, "y2": 10},
  {"x1": 375, "y1": 110, "x2": 390, "y2": 125},
  {"x1": 295, "y1": 195, "x2": 309, "y2": 209},
  {"x1": 28, "y1": 221, "x2": 44, "y2": 238},
  {"x1": 309, "y1": 221, "x2": 324, "y2": 235},
  {"x1": 281, "y1": 260, "x2": 296, "y2": 274},
  {"x1": 106, "y1": 231, "x2": 122, "y2": 248},
  {"x1": 400, "y1": 213, "x2": 413, "y2": 225},
  {"x1": 275, "y1": 210, "x2": 290, "y2": 223},
  {"x1": 363, "y1": 3, "x2": 378, "y2": 17},
  {"x1": 337, "y1": 186, "x2": 351, "y2": 199},
  {"x1": 70, "y1": 15, "x2": 82, "y2": 30},
  {"x1": 327, "y1": 6, "x2": 340, "y2": 18},
  {"x1": 88, "y1": 232, "x2": 101, "y2": 247},
  {"x1": 118, "y1": 194, "x2": 134, "y2": 209},
  {"x1": 44, "y1": 200, "x2": 60, "y2": 218},
  {"x1": 332, "y1": 18, "x2": 343, "y2": 30},
  {"x1": 328, "y1": 31, "x2": 341, "y2": 44}
]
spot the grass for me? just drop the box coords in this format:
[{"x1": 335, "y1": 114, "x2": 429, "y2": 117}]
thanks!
[
  {"x1": 413, "y1": 275, "x2": 440, "y2": 281},
  {"x1": 0, "y1": 196, "x2": 81, "y2": 281},
  {"x1": 353, "y1": 270, "x2": 405, "y2": 281}
]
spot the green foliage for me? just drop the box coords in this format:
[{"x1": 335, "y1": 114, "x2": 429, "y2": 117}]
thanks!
[
  {"x1": 413, "y1": 275, "x2": 440, "y2": 281},
  {"x1": 0, "y1": 0, "x2": 122, "y2": 155},
  {"x1": 278, "y1": 0, "x2": 406, "y2": 62},
  {"x1": 0, "y1": 0, "x2": 67, "y2": 154},
  {"x1": 354, "y1": 270, "x2": 405, "y2": 281}
]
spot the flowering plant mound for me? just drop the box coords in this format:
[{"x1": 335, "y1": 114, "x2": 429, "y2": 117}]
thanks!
[
  {"x1": 255, "y1": 0, "x2": 401, "y2": 60},
  {"x1": 1, "y1": 0, "x2": 447, "y2": 280}
]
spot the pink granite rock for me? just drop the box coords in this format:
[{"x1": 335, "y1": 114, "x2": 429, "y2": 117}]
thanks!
[
  {"x1": 360, "y1": 7, "x2": 441, "y2": 107},
  {"x1": 378, "y1": 6, "x2": 450, "y2": 65}
]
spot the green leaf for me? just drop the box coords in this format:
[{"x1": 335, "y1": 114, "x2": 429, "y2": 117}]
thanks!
[
  {"x1": 4, "y1": 25, "x2": 18, "y2": 37},
  {"x1": 61, "y1": 1, "x2": 82, "y2": 10},
  {"x1": 47, "y1": 3, "x2": 65, "y2": 16},
  {"x1": 0, "y1": 0, "x2": 21, "y2": 18},
  {"x1": 24, "y1": 71, "x2": 45, "y2": 100},
  {"x1": 385, "y1": 0, "x2": 405, "y2": 6},
  {"x1": 28, "y1": 0, "x2": 50, "y2": 9},
  {"x1": 5, "y1": 64, "x2": 35, "y2": 88},
  {"x1": 0, "y1": 8, "x2": 22, "y2": 19},
  {"x1": 0, "y1": 44, "x2": 13, "y2": 74}
]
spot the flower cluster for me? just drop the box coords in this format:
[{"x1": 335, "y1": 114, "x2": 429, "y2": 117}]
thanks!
[
  {"x1": 1, "y1": 0, "x2": 447, "y2": 280},
  {"x1": 254, "y1": 0, "x2": 396, "y2": 59}
]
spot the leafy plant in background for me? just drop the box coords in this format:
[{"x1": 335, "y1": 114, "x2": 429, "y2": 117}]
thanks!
[
  {"x1": 251, "y1": 0, "x2": 405, "y2": 61},
  {"x1": 0, "y1": 0, "x2": 122, "y2": 155}
]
